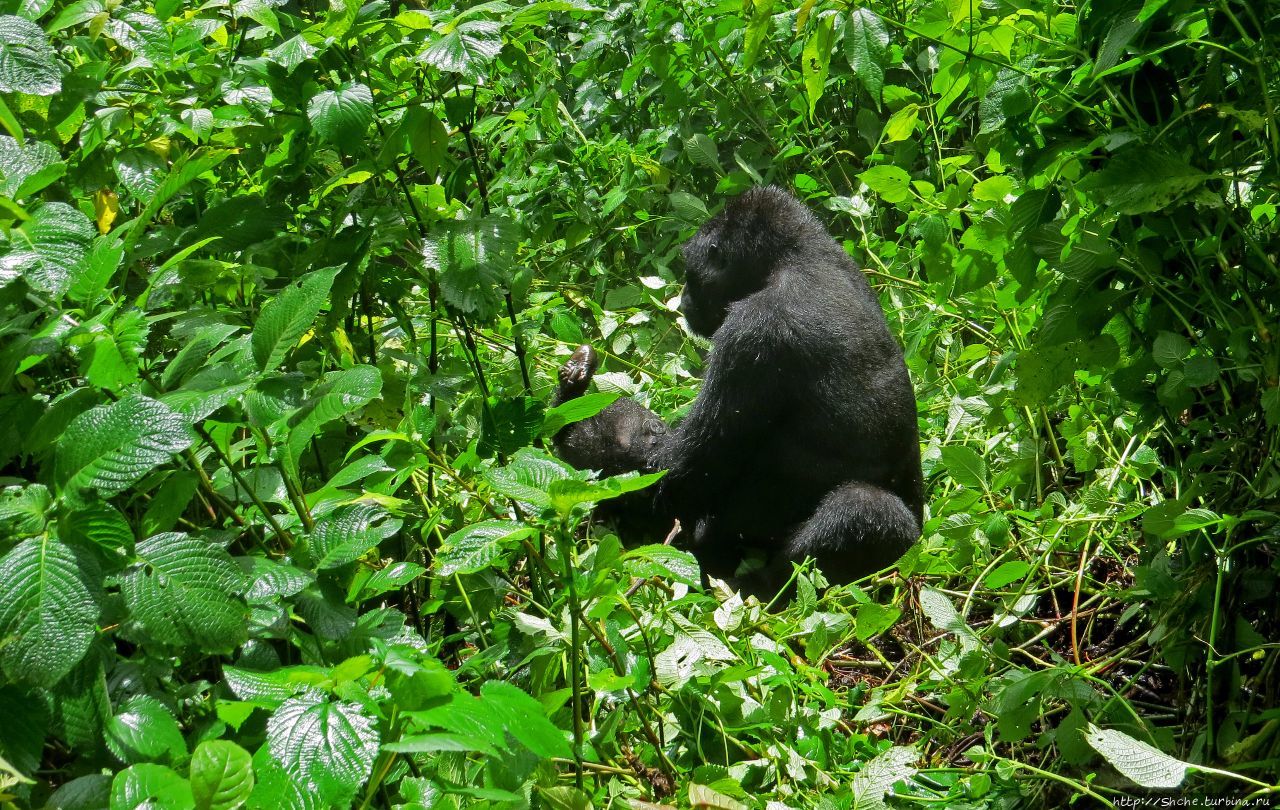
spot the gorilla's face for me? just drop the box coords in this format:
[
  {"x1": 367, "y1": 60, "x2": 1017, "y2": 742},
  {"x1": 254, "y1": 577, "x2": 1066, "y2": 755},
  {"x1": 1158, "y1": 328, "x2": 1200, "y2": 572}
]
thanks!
[{"x1": 679, "y1": 220, "x2": 732, "y2": 337}]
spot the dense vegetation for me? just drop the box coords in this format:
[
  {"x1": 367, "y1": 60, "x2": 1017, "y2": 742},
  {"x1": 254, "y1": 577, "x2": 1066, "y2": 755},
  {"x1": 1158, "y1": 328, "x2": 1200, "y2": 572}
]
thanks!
[{"x1": 1, "y1": 0, "x2": 1278, "y2": 806}]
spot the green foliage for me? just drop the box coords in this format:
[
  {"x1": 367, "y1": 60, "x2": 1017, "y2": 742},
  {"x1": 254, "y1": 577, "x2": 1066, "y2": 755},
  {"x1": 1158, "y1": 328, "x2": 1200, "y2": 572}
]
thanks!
[{"x1": 1, "y1": 0, "x2": 1278, "y2": 806}]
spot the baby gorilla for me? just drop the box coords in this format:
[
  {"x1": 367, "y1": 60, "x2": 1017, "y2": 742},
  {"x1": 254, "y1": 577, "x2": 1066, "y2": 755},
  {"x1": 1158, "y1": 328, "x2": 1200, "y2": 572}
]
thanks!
[
  {"x1": 553, "y1": 186, "x2": 923, "y2": 596},
  {"x1": 552, "y1": 345, "x2": 667, "y2": 477}
]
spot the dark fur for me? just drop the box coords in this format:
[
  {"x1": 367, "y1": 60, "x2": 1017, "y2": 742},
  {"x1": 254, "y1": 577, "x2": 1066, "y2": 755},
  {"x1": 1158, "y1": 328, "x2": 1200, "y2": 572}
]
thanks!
[
  {"x1": 552, "y1": 345, "x2": 666, "y2": 477},
  {"x1": 555, "y1": 187, "x2": 923, "y2": 595}
]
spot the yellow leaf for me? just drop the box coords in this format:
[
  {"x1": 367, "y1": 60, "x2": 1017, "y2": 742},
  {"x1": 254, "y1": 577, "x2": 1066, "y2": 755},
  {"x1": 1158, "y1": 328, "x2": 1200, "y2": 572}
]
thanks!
[{"x1": 94, "y1": 188, "x2": 119, "y2": 234}]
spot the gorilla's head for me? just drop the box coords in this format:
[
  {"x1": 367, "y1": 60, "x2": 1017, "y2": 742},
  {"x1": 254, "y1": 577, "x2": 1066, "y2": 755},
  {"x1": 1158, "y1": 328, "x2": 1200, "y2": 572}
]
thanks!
[{"x1": 679, "y1": 186, "x2": 818, "y2": 336}]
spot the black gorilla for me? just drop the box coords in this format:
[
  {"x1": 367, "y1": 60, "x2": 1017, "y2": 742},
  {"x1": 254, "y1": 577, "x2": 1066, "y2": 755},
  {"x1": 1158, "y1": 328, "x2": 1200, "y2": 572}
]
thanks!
[
  {"x1": 552, "y1": 344, "x2": 666, "y2": 477},
  {"x1": 554, "y1": 186, "x2": 923, "y2": 593}
]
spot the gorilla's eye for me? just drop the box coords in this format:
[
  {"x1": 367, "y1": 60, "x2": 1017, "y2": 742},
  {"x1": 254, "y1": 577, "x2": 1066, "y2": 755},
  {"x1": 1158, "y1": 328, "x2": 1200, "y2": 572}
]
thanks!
[{"x1": 708, "y1": 242, "x2": 719, "y2": 255}]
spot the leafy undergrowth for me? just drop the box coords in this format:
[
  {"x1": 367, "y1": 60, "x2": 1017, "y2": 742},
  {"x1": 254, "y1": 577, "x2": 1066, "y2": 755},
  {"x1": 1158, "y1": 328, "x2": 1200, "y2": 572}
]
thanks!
[{"x1": 1, "y1": 0, "x2": 1279, "y2": 808}]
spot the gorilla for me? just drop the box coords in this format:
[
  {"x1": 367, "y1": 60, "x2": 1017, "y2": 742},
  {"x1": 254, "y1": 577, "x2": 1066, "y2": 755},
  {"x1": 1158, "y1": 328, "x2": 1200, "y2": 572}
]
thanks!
[{"x1": 553, "y1": 186, "x2": 923, "y2": 594}]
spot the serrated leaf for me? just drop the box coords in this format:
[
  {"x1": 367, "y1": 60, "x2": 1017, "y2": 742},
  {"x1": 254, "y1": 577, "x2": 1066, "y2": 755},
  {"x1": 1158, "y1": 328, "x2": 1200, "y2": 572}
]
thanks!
[
  {"x1": 307, "y1": 82, "x2": 372, "y2": 145},
  {"x1": 106, "y1": 695, "x2": 187, "y2": 767},
  {"x1": 119, "y1": 532, "x2": 247, "y2": 651},
  {"x1": 802, "y1": 14, "x2": 835, "y2": 117},
  {"x1": 309, "y1": 503, "x2": 401, "y2": 570},
  {"x1": 190, "y1": 740, "x2": 254, "y2": 810},
  {"x1": 0, "y1": 483, "x2": 51, "y2": 537},
  {"x1": 623, "y1": 544, "x2": 701, "y2": 586},
  {"x1": 252, "y1": 267, "x2": 340, "y2": 371},
  {"x1": 4, "y1": 201, "x2": 94, "y2": 296},
  {"x1": 435, "y1": 520, "x2": 535, "y2": 576},
  {"x1": 422, "y1": 217, "x2": 517, "y2": 320},
  {"x1": 0, "y1": 135, "x2": 63, "y2": 199},
  {"x1": 0, "y1": 537, "x2": 98, "y2": 683},
  {"x1": 684, "y1": 133, "x2": 722, "y2": 174},
  {"x1": 110, "y1": 763, "x2": 193, "y2": 810},
  {"x1": 0, "y1": 15, "x2": 60, "y2": 95},
  {"x1": 940, "y1": 445, "x2": 987, "y2": 489},
  {"x1": 123, "y1": 148, "x2": 234, "y2": 255},
  {"x1": 266, "y1": 695, "x2": 379, "y2": 805},
  {"x1": 420, "y1": 19, "x2": 501, "y2": 79},
  {"x1": 484, "y1": 448, "x2": 574, "y2": 508},
  {"x1": 851, "y1": 745, "x2": 918, "y2": 809},
  {"x1": 479, "y1": 681, "x2": 572, "y2": 759},
  {"x1": 357, "y1": 561, "x2": 425, "y2": 600},
  {"x1": 266, "y1": 35, "x2": 315, "y2": 73},
  {"x1": 1077, "y1": 150, "x2": 1207, "y2": 214},
  {"x1": 283, "y1": 365, "x2": 383, "y2": 474},
  {"x1": 547, "y1": 470, "x2": 664, "y2": 515},
  {"x1": 55, "y1": 395, "x2": 195, "y2": 503},
  {"x1": 668, "y1": 190, "x2": 707, "y2": 222},
  {"x1": 844, "y1": 8, "x2": 888, "y2": 98},
  {"x1": 1085, "y1": 724, "x2": 1189, "y2": 788}
]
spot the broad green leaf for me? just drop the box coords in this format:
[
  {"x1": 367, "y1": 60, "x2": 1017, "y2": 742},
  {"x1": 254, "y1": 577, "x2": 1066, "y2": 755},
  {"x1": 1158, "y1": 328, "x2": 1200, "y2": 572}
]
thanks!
[
  {"x1": 55, "y1": 395, "x2": 195, "y2": 503},
  {"x1": 265, "y1": 35, "x2": 316, "y2": 73},
  {"x1": 858, "y1": 165, "x2": 911, "y2": 203},
  {"x1": 984, "y1": 561, "x2": 1031, "y2": 589},
  {"x1": 106, "y1": 695, "x2": 187, "y2": 767},
  {"x1": 479, "y1": 681, "x2": 572, "y2": 759},
  {"x1": 479, "y1": 395, "x2": 543, "y2": 458},
  {"x1": 266, "y1": 695, "x2": 379, "y2": 806},
  {"x1": 1077, "y1": 150, "x2": 1207, "y2": 214},
  {"x1": 684, "y1": 133, "x2": 722, "y2": 174},
  {"x1": 403, "y1": 106, "x2": 449, "y2": 175},
  {"x1": 622, "y1": 544, "x2": 701, "y2": 586},
  {"x1": 422, "y1": 216, "x2": 517, "y2": 320},
  {"x1": 420, "y1": 19, "x2": 501, "y2": 79},
  {"x1": 190, "y1": 740, "x2": 254, "y2": 810},
  {"x1": 855, "y1": 602, "x2": 901, "y2": 641},
  {"x1": 484, "y1": 448, "x2": 575, "y2": 508},
  {"x1": 113, "y1": 148, "x2": 165, "y2": 201},
  {"x1": 882, "y1": 104, "x2": 917, "y2": 143},
  {"x1": 540, "y1": 392, "x2": 620, "y2": 437},
  {"x1": 740, "y1": 0, "x2": 774, "y2": 68},
  {"x1": 110, "y1": 763, "x2": 194, "y2": 810},
  {"x1": 940, "y1": 445, "x2": 987, "y2": 490},
  {"x1": 844, "y1": 8, "x2": 888, "y2": 98},
  {"x1": 802, "y1": 14, "x2": 835, "y2": 117},
  {"x1": 251, "y1": 266, "x2": 340, "y2": 371},
  {"x1": 3, "y1": 201, "x2": 93, "y2": 296},
  {"x1": 356, "y1": 561, "x2": 425, "y2": 600},
  {"x1": 119, "y1": 532, "x2": 247, "y2": 651},
  {"x1": 0, "y1": 135, "x2": 63, "y2": 198},
  {"x1": 850, "y1": 745, "x2": 918, "y2": 809},
  {"x1": 972, "y1": 175, "x2": 1016, "y2": 202},
  {"x1": 283, "y1": 365, "x2": 383, "y2": 474},
  {"x1": 547, "y1": 470, "x2": 664, "y2": 515},
  {"x1": 0, "y1": 537, "x2": 98, "y2": 683},
  {"x1": 0, "y1": 15, "x2": 60, "y2": 95},
  {"x1": 308, "y1": 503, "x2": 401, "y2": 570},
  {"x1": 1085, "y1": 724, "x2": 1189, "y2": 789},
  {"x1": 0, "y1": 483, "x2": 51, "y2": 537},
  {"x1": 669, "y1": 190, "x2": 707, "y2": 223},
  {"x1": 307, "y1": 82, "x2": 373, "y2": 145},
  {"x1": 436, "y1": 520, "x2": 535, "y2": 576}
]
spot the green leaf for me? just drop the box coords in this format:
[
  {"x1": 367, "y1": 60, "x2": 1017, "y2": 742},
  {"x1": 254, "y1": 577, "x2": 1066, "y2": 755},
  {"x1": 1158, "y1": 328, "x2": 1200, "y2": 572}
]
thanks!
[
  {"x1": 858, "y1": 165, "x2": 911, "y2": 203},
  {"x1": 110, "y1": 763, "x2": 194, "y2": 810},
  {"x1": 266, "y1": 695, "x2": 379, "y2": 806},
  {"x1": 307, "y1": 82, "x2": 373, "y2": 145},
  {"x1": 844, "y1": 8, "x2": 888, "y2": 98},
  {"x1": 547, "y1": 470, "x2": 664, "y2": 515},
  {"x1": 356, "y1": 561, "x2": 425, "y2": 600},
  {"x1": 740, "y1": 0, "x2": 774, "y2": 69},
  {"x1": 684, "y1": 133, "x2": 722, "y2": 173},
  {"x1": 436, "y1": 520, "x2": 535, "y2": 577},
  {"x1": 940, "y1": 445, "x2": 987, "y2": 490},
  {"x1": 403, "y1": 105, "x2": 449, "y2": 175},
  {"x1": 802, "y1": 14, "x2": 835, "y2": 117},
  {"x1": 190, "y1": 740, "x2": 254, "y2": 810},
  {"x1": 984, "y1": 561, "x2": 1031, "y2": 589},
  {"x1": 0, "y1": 15, "x2": 60, "y2": 95},
  {"x1": 1085, "y1": 724, "x2": 1189, "y2": 789},
  {"x1": 0, "y1": 483, "x2": 51, "y2": 537},
  {"x1": 55, "y1": 395, "x2": 195, "y2": 503},
  {"x1": 669, "y1": 190, "x2": 707, "y2": 223},
  {"x1": 972, "y1": 175, "x2": 1016, "y2": 203},
  {"x1": 251, "y1": 267, "x2": 340, "y2": 371},
  {"x1": 123, "y1": 149, "x2": 235, "y2": 255},
  {"x1": 106, "y1": 695, "x2": 187, "y2": 767},
  {"x1": 3, "y1": 201, "x2": 94, "y2": 296},
  {"x1": 0, "y1": 537, "x2": 98, "y2": 683},
  {"x1": 283, "y1": 365, "x2": 383, "y2": 474},
  {"x1": 484, "y1": 448, "x2": 575, "y2": 508},
  {"x1": 623, "y1": 544, "x2": 701, "y2": 586},
  {"x1": 479, "y1": 395, "x2": 543, "y2": 458},
  {"x1": 119, "y1": 532, "x2": 247, "y2": 651},
  {"x1": 1077, "y1": 150, "x2": 1207, "y2": 214},
  {"x1": 541, "y1": 392, "x2": 620, "y2": 437},
  {"x1": 309, "y1": 503, "x2": 401, "y2": 570},
  {"x1": 0, "y1": 135, "x2": 63, "y2": 199},
  {"x1": 882, "y1": 104, "x2": 917, "y2": 143},
  {"x1": 420, "y1": 19, "x2": 502, "y2": 79},
  {"x1": 479, "y1": 681, "x2": 572, "y2": 759},
  {"x1": 422, "y1": 216, "x2": 517, "y2": 320},
  {"x1": 850, "y1": 745, "x2": 918, "y2": 809}
]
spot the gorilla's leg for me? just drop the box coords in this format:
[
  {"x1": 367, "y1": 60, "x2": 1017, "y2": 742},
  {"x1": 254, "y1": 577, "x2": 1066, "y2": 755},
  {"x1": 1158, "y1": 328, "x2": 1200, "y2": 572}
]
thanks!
[{"x1": 784, "y1": 482, "x2": 919, "y2": 584}]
